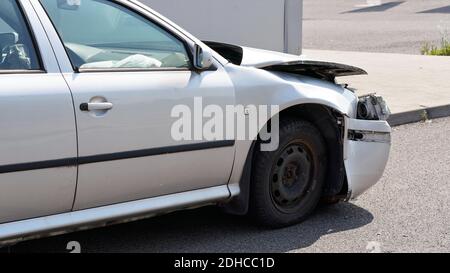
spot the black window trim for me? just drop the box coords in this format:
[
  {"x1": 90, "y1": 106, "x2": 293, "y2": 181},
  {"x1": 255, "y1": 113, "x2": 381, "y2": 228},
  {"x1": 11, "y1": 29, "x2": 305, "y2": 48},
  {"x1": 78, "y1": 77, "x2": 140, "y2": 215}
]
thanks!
[
  {"x1": 0, "y1": 0, "x2": 46, "y2": 74},
  {"x1": 38, "y1": 0, "x2": 195, "y2": 74}
]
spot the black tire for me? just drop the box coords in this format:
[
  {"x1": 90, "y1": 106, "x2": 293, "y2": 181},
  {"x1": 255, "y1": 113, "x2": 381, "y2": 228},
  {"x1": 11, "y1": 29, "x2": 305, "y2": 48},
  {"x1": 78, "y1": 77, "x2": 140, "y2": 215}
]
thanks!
[{"x1": 249, "y1": 118, "x2": 327, "y2": 228}]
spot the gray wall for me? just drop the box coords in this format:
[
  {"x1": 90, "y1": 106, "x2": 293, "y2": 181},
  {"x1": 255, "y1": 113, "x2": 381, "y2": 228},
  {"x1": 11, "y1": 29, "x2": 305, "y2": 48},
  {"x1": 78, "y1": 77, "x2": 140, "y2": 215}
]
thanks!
[{"x1": 140, "y1": 0, "x2": 303, "y2": 55}]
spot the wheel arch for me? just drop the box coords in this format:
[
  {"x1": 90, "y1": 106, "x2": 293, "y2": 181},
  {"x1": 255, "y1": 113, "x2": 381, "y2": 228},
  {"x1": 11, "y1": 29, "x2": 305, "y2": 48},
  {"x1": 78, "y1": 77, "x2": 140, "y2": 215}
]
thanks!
[{"x1": 222, "y1": 103, "x2": 349, "y2": 215}]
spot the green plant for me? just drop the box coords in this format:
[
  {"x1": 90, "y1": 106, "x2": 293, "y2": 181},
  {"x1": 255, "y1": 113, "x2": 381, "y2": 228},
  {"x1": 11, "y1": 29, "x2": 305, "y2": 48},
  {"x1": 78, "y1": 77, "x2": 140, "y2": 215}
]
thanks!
[{"x1": 421, "y1": 38, "x2": 450, "y2": 56}]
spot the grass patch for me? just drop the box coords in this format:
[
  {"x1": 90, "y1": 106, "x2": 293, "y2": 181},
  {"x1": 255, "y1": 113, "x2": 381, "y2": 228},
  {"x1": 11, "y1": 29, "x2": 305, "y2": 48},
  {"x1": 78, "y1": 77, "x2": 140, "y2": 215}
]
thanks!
[{"x1": 421, "y1": 39, "x2": 450, "y2": 56}]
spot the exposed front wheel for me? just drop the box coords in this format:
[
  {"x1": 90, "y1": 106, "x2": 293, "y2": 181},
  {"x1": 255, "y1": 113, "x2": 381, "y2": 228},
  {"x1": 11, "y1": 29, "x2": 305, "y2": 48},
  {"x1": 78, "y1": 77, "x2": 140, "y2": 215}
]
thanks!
[{"x1": 250, "y1": 118, "x2": 327, "y2": 228}]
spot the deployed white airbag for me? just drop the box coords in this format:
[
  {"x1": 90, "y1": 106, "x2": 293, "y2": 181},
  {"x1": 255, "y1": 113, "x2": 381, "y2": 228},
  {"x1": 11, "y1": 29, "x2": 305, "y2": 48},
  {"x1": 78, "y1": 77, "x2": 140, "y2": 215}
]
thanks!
[{"x1": 80, "y1": 54, "x2": 162, "y2": 69}]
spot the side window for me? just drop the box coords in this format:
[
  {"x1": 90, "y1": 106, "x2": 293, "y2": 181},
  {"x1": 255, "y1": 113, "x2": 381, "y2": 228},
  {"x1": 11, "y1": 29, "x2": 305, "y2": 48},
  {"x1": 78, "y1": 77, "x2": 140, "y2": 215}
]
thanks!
[
  {"x1": 0, "y1": 0, "x2": 41, "y2": 71},
  {"x1": 40, "y1": 0, "x2": 191, "y2": 70}
]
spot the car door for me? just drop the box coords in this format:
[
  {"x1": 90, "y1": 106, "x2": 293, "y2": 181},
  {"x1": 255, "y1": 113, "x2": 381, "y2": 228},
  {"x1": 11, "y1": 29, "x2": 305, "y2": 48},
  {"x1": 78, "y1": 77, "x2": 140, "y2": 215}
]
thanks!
[
  {"x1": 34, "y1": 0, "x2": 236, "y2": 210},
  {"x1": 0, "y1": 0, "x2": 77, "y2": 223}
]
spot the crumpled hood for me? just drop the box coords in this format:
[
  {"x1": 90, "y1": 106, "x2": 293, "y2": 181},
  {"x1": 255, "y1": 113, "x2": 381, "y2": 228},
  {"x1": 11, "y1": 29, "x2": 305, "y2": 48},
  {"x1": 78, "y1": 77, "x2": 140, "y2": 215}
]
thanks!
[
  {"x1": 204, "y1": 41, "x2": 367, "y2": 82},
  {"x1": 240, "y1": 47, "x2": 303, "y2": 68}
]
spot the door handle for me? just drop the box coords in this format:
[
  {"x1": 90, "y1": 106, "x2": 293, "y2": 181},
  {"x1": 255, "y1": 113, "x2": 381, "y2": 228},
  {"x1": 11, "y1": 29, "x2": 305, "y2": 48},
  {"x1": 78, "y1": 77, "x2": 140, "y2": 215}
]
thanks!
[{"x1": 80, "y1": 102, "x2": 113, "y2": 112}]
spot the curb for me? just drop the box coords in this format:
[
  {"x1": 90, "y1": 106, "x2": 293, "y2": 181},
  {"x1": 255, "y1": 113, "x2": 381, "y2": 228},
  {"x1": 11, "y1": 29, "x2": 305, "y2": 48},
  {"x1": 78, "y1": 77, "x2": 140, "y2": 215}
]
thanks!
[{"x1": 388, "y1": 104, "x2": 450, "y2": 126}]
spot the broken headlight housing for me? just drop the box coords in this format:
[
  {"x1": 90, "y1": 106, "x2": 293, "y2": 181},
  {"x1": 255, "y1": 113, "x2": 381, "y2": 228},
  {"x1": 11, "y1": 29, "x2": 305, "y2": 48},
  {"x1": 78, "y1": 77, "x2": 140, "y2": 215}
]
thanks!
[{"x1": 357, "y1": 94, "x2": 390, "y2": 121}]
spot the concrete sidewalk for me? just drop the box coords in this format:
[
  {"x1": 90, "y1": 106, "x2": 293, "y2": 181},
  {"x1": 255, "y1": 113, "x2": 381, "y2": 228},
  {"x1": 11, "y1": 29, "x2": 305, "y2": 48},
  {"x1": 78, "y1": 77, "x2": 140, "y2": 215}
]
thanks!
[{"x1": 303, "y1": 49, "x2": 450, "y2": 125}]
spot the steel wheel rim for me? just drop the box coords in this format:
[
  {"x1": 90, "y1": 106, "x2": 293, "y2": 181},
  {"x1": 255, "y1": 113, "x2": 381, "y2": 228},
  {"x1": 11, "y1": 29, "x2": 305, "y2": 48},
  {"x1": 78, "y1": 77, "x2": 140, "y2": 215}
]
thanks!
[{"x1": 270, "y1": 142, "x2": 315, "y2": 213}]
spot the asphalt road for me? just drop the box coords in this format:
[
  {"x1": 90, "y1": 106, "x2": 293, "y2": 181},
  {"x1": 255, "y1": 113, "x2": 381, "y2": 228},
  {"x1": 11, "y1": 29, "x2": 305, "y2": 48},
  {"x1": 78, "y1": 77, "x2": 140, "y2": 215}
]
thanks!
[
  {"x1": 303, "y1": 0, "x2": 450, "y2": 54},
  {"x1": 6, "y1": 117, "x2": 450, "y2": 253}
]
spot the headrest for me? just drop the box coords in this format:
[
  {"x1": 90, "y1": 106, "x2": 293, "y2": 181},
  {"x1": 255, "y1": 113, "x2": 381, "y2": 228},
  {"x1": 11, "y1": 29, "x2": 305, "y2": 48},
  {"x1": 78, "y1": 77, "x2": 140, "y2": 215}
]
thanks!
[{"x1": 0, "y1": 32, "x2": 19, "y2": 48}]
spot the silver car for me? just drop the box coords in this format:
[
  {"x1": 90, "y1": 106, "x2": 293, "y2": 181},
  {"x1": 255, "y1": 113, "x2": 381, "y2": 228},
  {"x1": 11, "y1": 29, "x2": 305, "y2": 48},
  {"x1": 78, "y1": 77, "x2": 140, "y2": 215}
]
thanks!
[{"x1": 0, "y1": 0, "x2": 391, "y2": 246}]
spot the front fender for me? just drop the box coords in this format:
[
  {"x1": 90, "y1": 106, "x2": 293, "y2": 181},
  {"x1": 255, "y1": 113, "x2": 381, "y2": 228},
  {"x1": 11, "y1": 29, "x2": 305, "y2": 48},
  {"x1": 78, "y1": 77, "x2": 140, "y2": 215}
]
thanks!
[
  {"x1": 223, "y1": 64, "x2": 359, "y2": 203},
  {"x1": 225, "y1": 65, "x2": 357, "y2": 118}
]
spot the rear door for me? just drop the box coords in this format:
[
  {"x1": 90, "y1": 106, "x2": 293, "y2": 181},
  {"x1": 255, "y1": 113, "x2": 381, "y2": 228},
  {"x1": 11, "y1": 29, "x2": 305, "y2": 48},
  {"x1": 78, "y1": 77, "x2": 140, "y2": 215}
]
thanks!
[
  {"x1": 34, "y1": 0, "x2": 236, "y2": 210},
  {"x1": 0, "y1": 0, "x2": 77, "y2": 223}
]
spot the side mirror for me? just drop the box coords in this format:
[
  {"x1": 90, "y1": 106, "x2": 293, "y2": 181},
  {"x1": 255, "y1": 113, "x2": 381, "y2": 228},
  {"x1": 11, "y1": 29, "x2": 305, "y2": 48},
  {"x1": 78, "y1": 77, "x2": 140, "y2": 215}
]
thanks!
[{"x1": 193, "y1": 44, "x2": 214, "y2": 70}]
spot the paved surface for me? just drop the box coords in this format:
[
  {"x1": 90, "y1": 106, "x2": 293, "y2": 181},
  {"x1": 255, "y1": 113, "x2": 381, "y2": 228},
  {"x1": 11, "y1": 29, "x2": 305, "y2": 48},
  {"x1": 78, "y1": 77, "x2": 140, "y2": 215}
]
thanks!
[
  {"x1": 303, "y1": 49, "x2": 450, "y2": 114},
  {"x1": 7, "y1": 117, "x2": 450, "y2": 253},
  {"x1": 304, "y1": 0, "x2": 450, "y2": 54}
]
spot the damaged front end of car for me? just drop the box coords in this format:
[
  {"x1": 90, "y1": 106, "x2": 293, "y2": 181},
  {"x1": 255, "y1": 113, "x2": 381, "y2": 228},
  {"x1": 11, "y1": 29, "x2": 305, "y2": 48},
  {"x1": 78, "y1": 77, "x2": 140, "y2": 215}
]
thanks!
[
  {"x1": 255, "y1": 53, "x2": 392, "y2": 200},
  {"x1": 205, "y1": 40, "x2": 392, "y2": 201},
  {"x1": 260, "y1": 59, "x2": 392, "y2": 200}
]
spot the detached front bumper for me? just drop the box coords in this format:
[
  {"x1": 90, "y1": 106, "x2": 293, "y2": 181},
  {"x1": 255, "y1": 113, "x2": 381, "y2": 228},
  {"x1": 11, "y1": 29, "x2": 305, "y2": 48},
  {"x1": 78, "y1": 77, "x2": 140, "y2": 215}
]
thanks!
[{"x1": 344, "y1": 117, "x2": 391, "y2": 199}]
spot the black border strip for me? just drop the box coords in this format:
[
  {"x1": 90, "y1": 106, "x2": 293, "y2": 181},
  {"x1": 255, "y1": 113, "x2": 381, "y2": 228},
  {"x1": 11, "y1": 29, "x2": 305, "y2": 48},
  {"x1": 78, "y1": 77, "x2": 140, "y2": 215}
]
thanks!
[
  {"x1": 0, "y1": 140, "x2": 235, "y2": 174},
  {"x1": 0, "y1": 158, "x2": 77, "y2": 174},
  {"x1": 77, "y1": 140, "x2": 235, "y2": 164}
]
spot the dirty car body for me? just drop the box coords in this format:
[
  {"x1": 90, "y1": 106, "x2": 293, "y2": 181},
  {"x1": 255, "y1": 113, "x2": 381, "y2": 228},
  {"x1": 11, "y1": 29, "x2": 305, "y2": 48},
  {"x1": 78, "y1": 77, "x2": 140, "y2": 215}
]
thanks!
[{"x1": 0, "y1": 0, "x2": 391, "y2": 245}]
